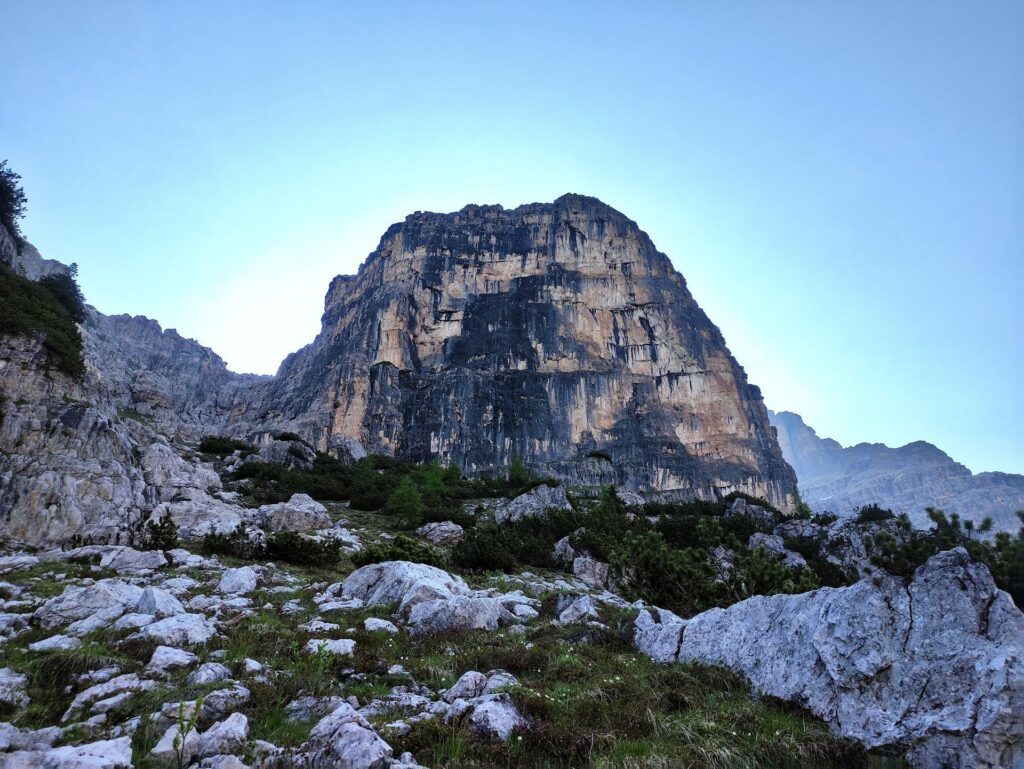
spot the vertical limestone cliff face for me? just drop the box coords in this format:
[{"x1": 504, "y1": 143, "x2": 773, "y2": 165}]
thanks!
[{"x1": 234, "y1": 195, "x2": 796, "y2": 508}]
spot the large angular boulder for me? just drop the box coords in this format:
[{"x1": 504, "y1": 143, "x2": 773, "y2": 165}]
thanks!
[
  {"x1": 304, "y1": 702, "x2": 393, "y2": 769},
  {"x1": 140, "y1": 441, "x2": 221, "y2": 502},
  {"x1": 242, "y1": 439, "x2": 315, "y2": 469},
  {"x1": 218, "y1": 566, "x2": 259, "y2": 595},
  {"x1": 415, "y1": 521, "x2": 464, "y2": 546},
  {"x1": 494, "y1": 485, "x2": 572, "y2": 524},
  {"x1": 407, "y1": 595, "x2": 506, "y2": 635},
  {"x1": 35, "y1": 579, "x2": 144, "y2": 632},
  {"x1": 257, "y1": 493, "x2": 332, "y2": 532},
  {"x1": 140, "y1": 613, "x2": 217, "y2": 646},
  {"x1": 16, "y1": 736, "x2": 135, "y2": 768},
  {"x1": 135, "y1": 587, "x2": 186, "y2": 617},
  {"x1": 634, "y1": 548, "x2": 1024, "y2": 769},
  {"x1": 149, "y1": 496, "x2": 249, "y2": 539},
  {"x1": 341, "y1": 561, "x2": 470, "y2": 611}
]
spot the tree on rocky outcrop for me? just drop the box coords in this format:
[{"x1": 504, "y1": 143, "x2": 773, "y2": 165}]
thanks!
[
  {"x1": 40, "y1": 264, "x2": 87, "y2": 323},
  {"x1": 0, "y1": 160, "x2": 27, "y2": 250}
]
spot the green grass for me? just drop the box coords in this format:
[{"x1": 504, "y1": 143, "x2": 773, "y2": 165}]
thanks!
[{"x1": 335, "y1": 616, "x2": 878, "y2": 769}]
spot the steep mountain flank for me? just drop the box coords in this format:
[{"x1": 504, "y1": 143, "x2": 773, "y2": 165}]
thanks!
[
  {"x1": 769, "y1": 410, "x2": 1024, "y2": 532},
  {"x1": 84, "y1": 312, "x2": 264, "y2": 441},
  {"x1": 233, "y1": 194, "x2": 796, "y2": 507},
  {"x1": 0, "y1": 234, "x2": 251, "y2": 545}
]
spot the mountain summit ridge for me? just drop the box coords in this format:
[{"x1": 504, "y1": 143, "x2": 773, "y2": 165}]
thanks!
[
  {"x1": 226, "y1": 195, "x2": 796, "y2": 507},
  {"x1": 769, "y1": 409, "x2": 1024, "y2": 532}
]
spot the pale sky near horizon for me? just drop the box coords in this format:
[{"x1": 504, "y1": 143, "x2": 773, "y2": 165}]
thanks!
[{"x1": 2, "y1": 1, "x2": 1021, "y2": 474}]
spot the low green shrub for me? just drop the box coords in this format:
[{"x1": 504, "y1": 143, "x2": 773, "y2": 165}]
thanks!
[
  {"x1": 855, "y1": 503, "x2": 895, "y2": 524},
  {"x1": 352, "y1": 534, "x2": 445, "y2": 568},
  {"x1": 266, "y1": 530, "x2": 341, "y2": 568},
  {"x1": 866, "y1": 508, "x2": 1022, "y2": 607},
  {"x1": 198, "y1": 435, "x2": 256, "y2": 456},
  {"x1": 139, "y1": 514, "x2": 178, "y2": 551},
  {"x1": 200, "y1": 524, "x2": 264, "y2": 560},
  {"x1": 451, "y1": 524, "x2": 517, "y2": 572},
  {"x1": 201, "y1": 524, "x2": 342, "y2": 568}
]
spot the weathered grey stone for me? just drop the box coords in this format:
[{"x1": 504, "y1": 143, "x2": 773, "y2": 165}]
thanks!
[
  {"x1": 494, "y1": 485, "x2": 572, "y2": 524},
  {"x1": 135, "y1": 586, "x2": 186, "y2": 617},
  {"x1": 304, "y1": 639, "x2": 355, "y2": 656},
  {"x1": 188, "y1": 662, "x2": 232, "y2": 686},
  {"x1": 28, "y1": 634, "x2": 81, "y2": 652},
  {"x1": 341, "y1": 561, "x2": 469, "y2": 611},
  {"x1": 140, "y1": 613, "x2": 217, "y2": 646},
  {"x1": 0, "y1": 667, "x2": 29, "y2": 709},
  {"x1": 151, "y1": 724, "x2": 200, "y2": 764},
  {"x1": 557, "y1": 594, "x2": 599, "y2": 624},
  {"x1": 257, "y1": 494, "x2": 331, "y2": 532},
  {"x1": 572, "y1": 555, "x2": 610, "y2": 588},
  {"x1": 218, "y1": 567, "x2": 258, "y2": 595},
  {"x1": 634, "y1": 548, "x2": 1024, "y2": 768},
  {"x1": 146, "y1": 645, "x2": 198, "y2": 674},
  {"x1": 284, "y1": 695, "x2": 346, "y2": 722},
  {"x1": 34, "y1": 580, "x2": 143, "y2": 632},
  {"x1": 150, "y1": 497, "x2": 248, "y2": 540},
  {"x1": 407, "y1": 595, "x2": 505, "y2": 635},
  {"x1": 363, "y1": 618, "x2": 399, "y2": 634},
  {"x1": 63, "y1": 674, "x2": 154, "y2": 722},
  {"x1": 196, "y1": 712, "x2": 248, "y2": 758},
  {"x1": 32, "y1": 736, "x2": 134, "y2": 768},
  {"x1": 415, "y1": 521, "x2": 464, "y2": 546},
  {"x1": 468, "y1": 694, "x2": 526, "y2": 740},
  {"x1": 305, "y1": 702, "x2": 393, "y2": 769},
  {"x1": 441, "y1": 671, "x2": 488, "y2": 703}
]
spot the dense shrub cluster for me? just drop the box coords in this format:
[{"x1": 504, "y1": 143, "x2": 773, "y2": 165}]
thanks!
[
  {"x1": 139, "y1": 514, "x2": 178, "y2": 551},
  {"x1": 451, "y1": 485, "x2": 827, "y2": 616},
  {"x1": 199, "y1": 435, "x2": 257, "y2": 456},
  {"x1": 351, "y1": 534, "x2": 446, "y2": 568},
  {"x1": 200, "y1": 524, "x2": 343, "y2": 568},
  {"x1": 266, "y1": 530, "x2": 342, "y2": 568},
  {"x1": 855, "y1": 503, "x2": 895, "y2": 524},
  {"x1": 0, "y1": 262, "x2": 86, "y2": 378},
  {"x1": 234, "y1": 452, "x2": 548, "y2": 519}
]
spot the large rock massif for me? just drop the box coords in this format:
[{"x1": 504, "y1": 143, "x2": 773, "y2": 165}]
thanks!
[
  {"x1": 770, "y1": 410, "x2": 1024, "y2": 533},
  {"x1": 1, "y1": 196, "x2": 797, "y2": 546},
  {"x1": 232, "y1": 195, "x2": 795, "y2": 506}
]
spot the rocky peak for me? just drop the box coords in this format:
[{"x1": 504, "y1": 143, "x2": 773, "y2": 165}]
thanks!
[
  {"x1": 234, "y1": 195, "x2": 796, "y2": 508},
  {"x1": 769, "y1": 409, "x2": 1024, "y2": 532}
]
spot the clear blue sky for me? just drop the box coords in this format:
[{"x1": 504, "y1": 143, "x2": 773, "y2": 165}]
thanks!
[{"x1": 2, "y1": 1, "x2": 1021, "y2": 474}]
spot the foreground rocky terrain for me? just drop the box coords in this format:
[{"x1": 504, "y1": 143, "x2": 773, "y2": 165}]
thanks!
[
  {"x1": 770, "y1": 410, "x2": 1024, "y2": 533},
  {"x1": 0, "y1": 493, "x2": 1019, "y2": 769}
]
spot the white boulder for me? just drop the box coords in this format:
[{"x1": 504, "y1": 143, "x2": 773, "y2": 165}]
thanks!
[
  {"x1": 494, "y1": 484, "x2": 572, "y2": 524},
  {"x1": 140, "y1": 613, "x2": 217, "y2": 646},
  {"x1": 634, "y1": 548, "x2": 1024, "y2": 769},
  {"x1": 218, "y1": 567, "x2": 258, "y2": 596}
]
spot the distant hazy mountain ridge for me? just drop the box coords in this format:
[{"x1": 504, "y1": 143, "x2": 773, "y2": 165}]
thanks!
[{"x1": 769, "y1": 410, "x2": 1024, "y2": 533}]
